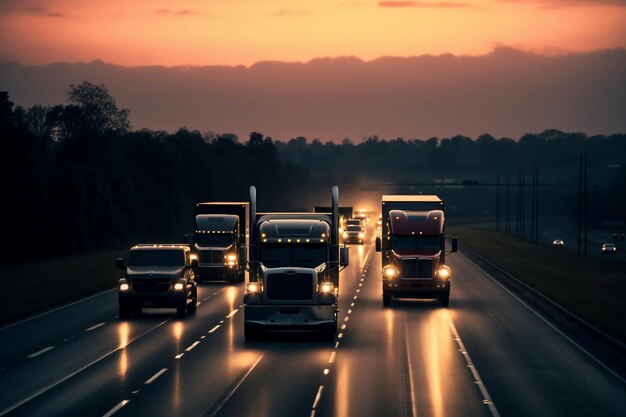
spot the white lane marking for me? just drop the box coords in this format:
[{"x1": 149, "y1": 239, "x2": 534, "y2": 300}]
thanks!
[
  {"x1": 208, "y1": 325, "x2": 221, "y2": 333},
  {"x1": 175, "y1": 353, "x2": 184, "y2": 359},
  {"x1": 0, "y1": 288, "x2": 116, "y2": 331},
  {"x1": 132, "y1": 390, "x2": 139, "y2": 394},
  {"x1": 0, "y1": 318, "x2": 170, "y2": 417},
  {"x1": 350, "y1": 303, "x2": 354, "y2": 307},
  {"x1": 341, "y1": 324, "x2": 347, "y2": 330},
  {"x1": 102, "y1": 399, "x2": 129, "y2": 417},
  {"x1": 85, "y1": 322, "x2": 106, "y2": 332},
  {"x1": 201, "y1": 335, "x2": 206, "y2": 339},
  {"x1": 404, "y1": 322, "x2": 418, "y2": 417},
  {"x1": 328, "y1": 352, "x2": 336, "y2": 364},
  {"x1": 462, "y1": 254, "x2": 626, "y2": 384},
  {"x1": 226, "y1": 309, "x2": 239, "y2": 318},
  {"x1": 334, "y1": 341, "x2": 339, "y2": 348},
  {"x1": 185, "y1": 341, "x2": 201, "y2": 352},
  {"x1": 312, "y1": 385, "x2": 324, "y2": 410},
  {"x1": 448, "y1": 318, "x2": 501, "y2": 417},
  {"x1": 144, "y1": 368, "x2": 168, "y2": 385},
  {"x1": 219, "y1": 320, "x2": 224, "y2": 324},
  {"x1": 344, "y1": 317, "x2": 350, "y2": 322},
  {"x1": 348, "y1": 309, "x2": 352, "y2": 314},
  {"x1": 337, "y1": 333, "x2": 344, "y2": 339},
  {"x1": 356, "y1": 289, "x2": 361, "y2": 293},
  {"x1": 204, "y1": 355, "x2": 264, "y2": 417},
  {"x1": 27, "y1": 346, "x2": 55, "y2": 359},
  {"x1": 353, "y1": 295, "x2": 358, "y2": 300}
]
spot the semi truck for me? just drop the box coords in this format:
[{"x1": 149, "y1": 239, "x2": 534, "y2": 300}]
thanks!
[
  {"x1": 376, "y1": 195, "x2": 457, "y2": 307},
  {"x1": 244, "y1": 186, "x2": 349, "y2": 341},
  {"x1": 187, "y1": 202, "x2": 249, "y2": 284}
]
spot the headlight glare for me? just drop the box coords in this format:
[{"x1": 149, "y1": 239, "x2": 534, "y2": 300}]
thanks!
[
  {"x1": 119, "y1": 278, "x2": 129, "y2": 291},
  {"x1": 383, "y1": 265, "x2": 399, "y2": 279},
  {"x1": 174, "y1": 282, "x2": 185, "y2": 291},
  {"x1": 437, "y1": 265, "x2": 451, "y2": 280},
  {"x1": 246, "y1": 282, "x2": 261, "y2": 293},
  {"x1": 320, "y1": 281, "x2": 334, "y2": 293}
]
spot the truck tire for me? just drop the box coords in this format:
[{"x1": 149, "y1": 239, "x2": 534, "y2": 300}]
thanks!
[
  {"x1": 244, "y1": 324, "x2": 261, "y2": 342},
  {"x1": 119, "y1": 305, "x2": 131, "y2": 318},
  {"x1": 383, "y1": 291, "x2": 392, "y2": 307},
  {"x1": 440, "y1": 292, "x2": 450, "y2": 307},
  {"x1": 176, "y1": 304, "x2": 187, "y2": 318},
  {"x1": 322, "y1": 324, "x2": 337, "y2": 341},
  {"x1": 237, "y1": 270, "x2": 245, "y2": 283}
]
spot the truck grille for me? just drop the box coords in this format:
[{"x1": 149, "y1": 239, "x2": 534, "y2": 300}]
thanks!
[
  {"x1": 265, "y1": 273, "x2": 313, "y2": 301},
  {"x1": 198, "y1": 249, "x2": 223, "y2": 264},
  {"x1": 130, "y1": 278, "x2": 173, "y2": 293},
  {"x1": 401, "y1": 258, "x2": 434, "y2": 279}
]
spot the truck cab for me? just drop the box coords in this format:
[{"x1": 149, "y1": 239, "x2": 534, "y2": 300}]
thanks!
[
  {"x1": 244, "y1": 186, "x2": 348, "y2": 341},
  {"x1": 377, "y1": 195, "x2": 457, "y2": 307},
  {"x1": 189, "y1": 202, "x2": 248, "y2": 284},
  {"x1": 116, "y1": 244, "x2": 198, "y2": 318}
]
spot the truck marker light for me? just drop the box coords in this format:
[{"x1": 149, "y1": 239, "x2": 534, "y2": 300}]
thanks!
[
  {"x1": 320, "y1": 238, "x2": 325, "y2": 242},
  {"x1": 322, "y1": 233, "x2": 326, "y2": 238}
]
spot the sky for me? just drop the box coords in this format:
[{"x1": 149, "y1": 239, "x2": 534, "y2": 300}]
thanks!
[{"x1": 0, "y1": 0, "x2": 625, "y2": 66}]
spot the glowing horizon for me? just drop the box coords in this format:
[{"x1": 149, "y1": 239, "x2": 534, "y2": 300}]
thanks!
[{"x1": 1, "y1": 0, "x2": 625, "y2": 67}]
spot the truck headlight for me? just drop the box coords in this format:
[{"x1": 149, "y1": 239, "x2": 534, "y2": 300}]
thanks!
[
  {"x1": 246, "y1": 282, "x2": 261, "y2": 293},
  {"x1": 359, "y1": 232, "x2": 364, "y2": 238},
  {"x1": 319, "y1": 281, "x2": 334, "y2": 293},
  {"x1": 437, "y1": 265, "x2": 451, "y2": 280},
  {"x1": 343, "y1": 232, "x2": 348, "y2": 238},
  {"x1": 383, "y1": 265, "x2": 399, "y2": 279},
  {"x1": 173, "y1": 280, "x2": 185, "y2": 291},
  {"x1": 119, "y1": 278, "x2": 129, "y2": 291}
]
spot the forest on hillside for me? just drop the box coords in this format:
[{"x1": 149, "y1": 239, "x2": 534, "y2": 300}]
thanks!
[{"x1": 1, "y1": 82, "x2": 624, "y2": 265}]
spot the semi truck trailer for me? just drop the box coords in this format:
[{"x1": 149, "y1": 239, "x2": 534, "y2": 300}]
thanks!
[
  {"x1": 376, "y1": 195, "x2": 457, "y2": 307},
  {"x1": 244, "y1": 186, "x2": 349, "y2": 341}
]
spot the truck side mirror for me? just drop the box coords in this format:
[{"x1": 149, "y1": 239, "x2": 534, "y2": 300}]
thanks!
[
  {"x1": 191, "y1": 258, "x2": 199, "y2": 268},
  {"x1": 184, "y1": 233, "x2": 194, "y2": 245},
  {"x1": 340, "y1": 246, "x2": 349, "y2": 267},
  {"x1": 116, "y1": 258, "x2": 125, "y2": 269},
  {"x1": 451, "y1": 237, "x2": 458, "y2": 253},
  {"x1": 375, "y1": 237, "x2": 382, "y2": 252}
]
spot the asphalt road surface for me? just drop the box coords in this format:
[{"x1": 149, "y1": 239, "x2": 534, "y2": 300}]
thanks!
[{"x1": 1, "y1": 230, "x2": 624, "y2": 417}]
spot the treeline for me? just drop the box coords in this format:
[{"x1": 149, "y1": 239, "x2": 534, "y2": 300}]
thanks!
[{"x1": 1, "y1": 82, "x2": 625, "y2": 265}]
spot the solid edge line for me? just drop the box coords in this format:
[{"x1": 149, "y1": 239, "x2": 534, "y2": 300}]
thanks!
[
  {"x1": 102, "y1": 399, "x2": 129, "y2": 417},
  {"x1": 203, "y1": 354, "x2": 264, "y2": 417},
  {"x1": 0, "y1": 288, "x2": 116, "y2": 331},
  {"x1": 0, "y1": 318, "x2": 170, "y2": 417},
  {"x1": 448, "y1": 318, "x2": 501, "y2": 417},
  {"x1": 144, "y1": 368, "x2": 168, "y2": 385},
  {"x1": 461, "y1": 252, "x2": 626, "y2": 384},
  {"x1": 312, "y1": 385, "x2": 324, "y2": 410},
  {"x1": 403, "y1": 322, "x2": 418, "y2": 417}
]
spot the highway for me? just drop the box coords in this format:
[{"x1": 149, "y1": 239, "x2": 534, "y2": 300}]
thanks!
[{"x1": 1, "y1": 229, "x2": 624, "y2": 417}]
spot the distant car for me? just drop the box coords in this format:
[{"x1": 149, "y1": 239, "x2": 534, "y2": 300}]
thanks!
[
  {"x1": 612, "y1": 233, "x2": 625, "y2": 242},
  {"x1": 343, "y1": 225, "x2": 364, "y2": 244},
  {"x1": 601, "y1": 243, "x2": 617, "y2": 255},
  {"x1": 552, "y1": 239, "x2": 564, "y2": 247}
]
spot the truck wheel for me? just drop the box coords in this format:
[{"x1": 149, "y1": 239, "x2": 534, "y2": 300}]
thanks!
[
  {"x1": 322, "y1": 324, "x2": 337, "y2": 341},
  {"x1": 383, "y1": 291, "x2": 392, "y2": 307},
  {"x1": 119, "y1": 305, "x2": 131, "y2": 318},
  {"x1": 176, "y1": 304, "x2": 187, "y2": 318},
  {"x1": 237, "y1": 270, "x2": 245, "y2": 283},
  {"x1": 244, "y1": 324, "x2": 260, "y2": 342},
  {"x1": 440, "y1": 293, "x2": 450, "y2": 307}
]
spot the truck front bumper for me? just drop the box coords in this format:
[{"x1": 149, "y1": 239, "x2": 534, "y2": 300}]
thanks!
[
  {"x1": 244, "y1": 304, "x2": 336, "y2": 329},
  {"x1": 384, "y1": 279, "x2": 449, "y2": 298}
]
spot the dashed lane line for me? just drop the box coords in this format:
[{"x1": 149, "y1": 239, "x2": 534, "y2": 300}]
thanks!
[
  {"x1": 144, "y1": 368, "x2": 168, "y2": 385},
  {"x1": 26, "y1": 346, "x2": 55, "y2": 359},
  {"x1": 101, "y1": 399, "x2": 129, "y2": 417},
  {"x1": 85, "y1": 322, "x2": 106, "y2": 332}
]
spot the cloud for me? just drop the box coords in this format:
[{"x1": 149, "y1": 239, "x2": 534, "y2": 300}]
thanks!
[
  {"x1": 0, "y1": 1, "x2": 65, "y2": 17},
  {"x1": 276, "y1": 9, "x2": 313, "y2": 17},
  {"x1": 337, "y1": 1, "x2": 369, "y2": 7},
  {"x1": 498, "y1": 0, "x2": 626, "y2": 8},
  {"x1": 378, "y1": 1, "x2": 470, "y2": 8},
  {"x1": 154, "y1": 9, "x2": 203, "y2": 16}
]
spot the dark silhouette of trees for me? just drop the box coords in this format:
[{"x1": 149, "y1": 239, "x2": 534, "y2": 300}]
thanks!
[{"x1": 0, "y1": 82, "x2": 624, "y2": 266}]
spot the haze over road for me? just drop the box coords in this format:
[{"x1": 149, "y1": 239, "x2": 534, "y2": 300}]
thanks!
[{"x1": 1, "y1": 224, "x2": 624, "y2": 417}]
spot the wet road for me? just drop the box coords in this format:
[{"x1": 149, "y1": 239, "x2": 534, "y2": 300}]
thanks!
[{"x1": 1, "y1": 233, "x2": 624, "y2": 417}]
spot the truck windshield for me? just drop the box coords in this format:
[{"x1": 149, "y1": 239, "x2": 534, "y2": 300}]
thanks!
[
  {"x1": 195, "y1": 234, "x2": 235, "y2": 247},
  {"x1": 347, "y1": 226, "x2": 361, "y2": 232},
  {"x1": 128, "y1": 250, "x2": 185, "y2": 267},
  {"x1": 259, "y1": 244, "x2": 327, "y2": 268},
  {"x1": 392, "y1": 236, "x2": 441, "y2": 250}
]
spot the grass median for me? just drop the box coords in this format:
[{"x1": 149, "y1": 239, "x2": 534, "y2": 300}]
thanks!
[
  {"x1": 449, "y1": 227, "x2": 626, "y2": 345},
  {"x1": 0, "y1": 249, "x2": 124, "y2": 324}
]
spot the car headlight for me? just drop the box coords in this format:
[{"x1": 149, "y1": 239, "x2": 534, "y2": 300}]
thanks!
[
  {"x1": 383, "y1": 265, "x2": 399, "y2": 279},
  {"x1": 173, "y1": 281, "x2": 185, "y2": 291},
  {"x1": 437, "y1": 265, "x2": 451, "y2": 280},
  {"x1": 119, "y1": 278, "x2": 129, "y2": 291},
  {"x1": 319, "y1": 281, "x2": 335, "y2": 293},
  {"x1": 246, "y1": 282, "x2": 261, "y2": 293}
]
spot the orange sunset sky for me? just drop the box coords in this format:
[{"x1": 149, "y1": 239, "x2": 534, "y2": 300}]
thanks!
[{"x1": 1, "y1": 0, "x2": 625, "y2": 66}]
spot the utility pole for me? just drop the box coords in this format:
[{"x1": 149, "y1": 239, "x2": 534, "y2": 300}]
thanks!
[
  {"x1": 506, "y1": 175, "x2": 511, "y2": 233},
  {"x1": 584, "y1": 153, "x2": 588, "y2": 256},
  {"x1": 521, "y1": 167, "x2": 525, "y2": 239},
  {"x1": 496, "y1": 175, "x2": 500, "y2": 231},
  {"x1": 578, "y1": 153, "x2": 582, "y2": 256}
]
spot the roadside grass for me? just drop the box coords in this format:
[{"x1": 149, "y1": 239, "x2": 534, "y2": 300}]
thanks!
[
  {"x1": 449, "y1": 227, "x2": 626, "y2": 345},
  {"x1": 0, "y1": 249, "x2": 124, "y2": 324}
]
